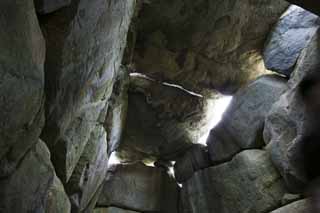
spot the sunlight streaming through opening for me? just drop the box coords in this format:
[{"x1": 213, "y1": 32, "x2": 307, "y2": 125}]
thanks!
[
  {"x1": 198, "y1": 96, "x2": 233, "y2": 145},
  {"x1": 108, "y1": 152, "x2": 121, "y2": 167}
]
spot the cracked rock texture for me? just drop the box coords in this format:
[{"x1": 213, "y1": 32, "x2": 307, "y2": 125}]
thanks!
[
  {"x1": 0, "y1": 0, "x2": 45, "y2": 178},
  {"x1": 39, "y1": 0, "x2": 136, "y2": 183},
  {"x1": 264, "y1": 29, "x2": 320, "y2": 192},
  {"x1": 130, "y1": 0, "x2": 288, "y2": 95},
  {"x1": 2, "y1": 0, "x2": 320, "y2": 213}
]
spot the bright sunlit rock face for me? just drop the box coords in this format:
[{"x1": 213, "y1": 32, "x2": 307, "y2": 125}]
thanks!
[{"x1": 198, "y1": 96, "x2": 233, "y2": 145}]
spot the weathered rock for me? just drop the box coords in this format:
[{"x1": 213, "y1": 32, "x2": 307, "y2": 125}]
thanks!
[
  {"x1": 34, "y1": 0, "x2": 71, "y2": 14},
  {"x1": 174, "y1": 144, "x2": 211, "y2": 183},
  {"x1": 0, "y1": 141, "x2": 70, "y2": 213},
  {"x1": 39, "y1": 0, "x2": 136, "y2": 182},
  {"x1": 264, "y1": 30, "x2": 320, "y2": 192},
  {"x1": 105, "y1": 67, "x2": 129, "y2": 155},
  {"x1": 117, "y1": 74, "x2": 206, "y2": 162},
  {"x1": 97, "y1": 163, "x2": 179, "y2": 213},
  {"x1": 264, "y1": 5, "x2": 320, "y2": 76},
  {"x1": 94, "y1": 207, "x2": 140, "y2": 213},
  {"x1": 0, "y1": 0, "x2": 45, "y2": 177},
  {"x1": 130, "y1": 0, "x2": 288, "y2": 95},
  {"x1": 270, "y1": 199, "x2": 311, "y2": 213},
  {"x1": 180, "y1": 150, "x2": 286, "y2": 213},
  {"x1": 207, "y1": 75, "x2": 287, "y2": 164},
  {"x1": 67, "y1": 126, "x2": 108, "y2": 213},
  {"x1": 285, "y1": 0, "x2": 320, "y2": 16}
]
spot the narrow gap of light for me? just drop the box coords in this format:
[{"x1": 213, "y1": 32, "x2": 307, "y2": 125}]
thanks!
[
  {"x1": 168, "y1": 161, "x2": 176, "y2": 179},
  {"x1": 198, "y1": 96, "x2": 233, "y2": 145},
  {"x1": 108, "y1": 152, "x2": 121, "y2": 167},
  {"x1": 162, "y1": 82, "x2": 203, "y2": 97}
]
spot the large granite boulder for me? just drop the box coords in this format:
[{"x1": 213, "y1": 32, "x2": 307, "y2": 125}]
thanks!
[
  {"x1": 66, "y1": 126, "x2": 108, "y2": 213},
  {"x1": 264, "y1": 30, "x2": 320, "y2": 192},
  {"x1": 264, "y1": 5, "x2": 320, "y2": 76},
  {"x1": 174, "y1": 144, "x2": 211, "y2": 183},
  {"x1": 97, "y1": 163, "x2": 179, "y2": 213},
  {"x1": 39, "y1": 0, "x2": 136, "y2": 182},
  {"x1": 117, "y1": 74, "x2": 206, "y2": 162},
  {"x1": 34, "y1": 0, "x2": 71, "y2": 14},
  {"x1": 130, "y1": 0, "x2": 288, "y2": 95},
  {"x1": 0, "y1": 141, "x2": 70, "y2": 213},
  {"x1": 180, "y1": 150, "x2": 287, "y2": 213},
  {"x1": 207, "y1": 75, "x2": 287, "y2": 164},
  {"x1": 270, "y1": 199, "x2": 311, "y2": 213},
  {"x1": 0, "y1": 0, "x2": 45, "y2": 177}
]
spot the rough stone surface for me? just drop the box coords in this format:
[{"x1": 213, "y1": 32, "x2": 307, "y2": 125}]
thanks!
[
  {"x1": 174, "y1": 144, "x2": 211, "y2": 183},
  {"x1": 264, "y1": 5, "x2": 320, "y2": 76},
  {"x1": 118, "y1": 74, "x2": 206, "y2": 162},
  {"x1": 34, "y1": 0, "x2": 71, "y2": 14},
  {"x1": 94, "y1": 207, "x2": 140, "y2": 213},
  {"x1": 67, "y1": 126, "x2": 108, "y2": 213},
  {"x1": 264, "y1": 30, "x2": 320, "y2": 192},
  {"x1": 207, "y1": 75, "x2": 287, "y2": 164},
  {"x1": 130, "y1": 0, "x2": 288, "y2": 95},
  {"x1": 97, "y1": 163, "x2": 179, "y2": 213},
  {"x1": 39, "y1": 0, "x2": 136, "y2": 182},
  {"x1": 105, "y1": 68, "x2": 129, "y2": 155},
  {"x1": 285, "y1": 0, "x2": 320, "y2": 16},
  {"x1": 0, "y1": 0, "x2": 45, "y2": 177},
  {"x1": 270, "y1": 199, "x2": 311, "y2": 213},
  {"x1": 0, "y1": 141, "x2": 70, "y2": 213},
  {"x1": 180, "y1": 150, "x2": 286, "y2": 213}
]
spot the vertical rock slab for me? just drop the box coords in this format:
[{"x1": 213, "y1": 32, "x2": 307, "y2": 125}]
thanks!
[
  {"x1": 131, "y1": 0, "x2": 288, "y2": 95},
  {"x1": 207, "y1": 75, "x2": 287, "y2": 164},
  {"x1": 180, "y1": 150, "x2": 287, "y2": 213},
  {"x1": 67, "y1": 126, "x2": 108, "y2": 213},
  {"x1": 39, "y1": 0, "x2": 136, "y2": 182},
  {"x1": 0, "y1": 141, "x2": 70, "y2": 213},
  {"x1": 105, "y1": 67, "x2": 129, "y2": 155},
  {"x1": 264, "y1": 30, "x2": 320, "y2": 192},
  {"x1": 0, "y1": 0, "x2": 45, "y2": 177},
  {"x1": 35, "y1": 0, "x2": 71, "y2": 14},
  {"x1": 264, "y1": 5, "x2": 320, "y2": 76},
  {"x1": 97, "y1": 163, "x2": 179, "y2": 213}
]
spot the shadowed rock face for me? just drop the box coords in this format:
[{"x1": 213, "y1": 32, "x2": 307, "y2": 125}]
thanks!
[
  {"x1": 39, "y1": 0, "x2": 136, "y2": 182},
  {"x1": 0, "y1": 141, "x2": 70, "y2": 213},
  {"x1": 264, "y1": 29, "x2": 320, "y2": 192},
  {"x1": 129, "y1": 0, "x2": 288, "y2": 95},
  {"x1": 97, "y1": 163, "x2": 179, "y2": 213},
  {"x1": 34, "y1": 0, "x2": 71, "y2": 14},
  {"x1": 180, "y1": 150, "x2": 286, "y2": 213},
  {"x1": 270, "y1": 199, "x2": 311, "y2": 213},
  {"x1": 117, "y1": 74, "x2": 208, "y2": 162},
  {"x1": 0, "y1": 0, "x2": 45, "y2": 177}
]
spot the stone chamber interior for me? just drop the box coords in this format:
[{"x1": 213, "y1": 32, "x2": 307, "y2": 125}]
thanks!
[{"x1": 1, "y1": 0, "x2": 320, "y2": 212}]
